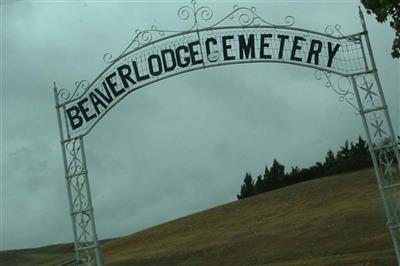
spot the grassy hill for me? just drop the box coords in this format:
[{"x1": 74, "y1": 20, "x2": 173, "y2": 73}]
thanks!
[{"x1": 1, "y1": 168, "x2": 397, "y2": 265}]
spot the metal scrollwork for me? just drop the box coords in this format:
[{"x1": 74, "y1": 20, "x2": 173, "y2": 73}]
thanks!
[
  {"x1": 211, "y1": 5, "x2": 294, "y2": 28},
  {"x1": 102, "y1": 0, "x2": 296, "y2": 65},
  {"x1": 72, "y1": 176, "x2": 88, "y2": 210},
  {"x1": 65, "y1": 139, "x2": 83, "y2": 175},
  {"x1": 197, "y1": 5, "x2": 213, "y2": 23},
  {"x1": 57, "y1": 88, "x2": 72, "y2": 103},
  {"x1": 57, "y1": 80, "x2": 90, "y2": 104},
  {"x1": 178, "y1": 4, "x2": 194, "y2": 22},
  {"x1": 325, "y1": 23, "x2": 360, "y2": 43},
  {"x1": 325, "y1": 24, "x2": 344, "y2": 38},
  {"x1": 103, "y1": 25, "x2": 167, "y2": 64},
  {"x1": 314, "y1": 70, "x2": 357, "y2": 110},
  {"x1": 78, "y1": 212, "x2": 92, "y2": 244}
]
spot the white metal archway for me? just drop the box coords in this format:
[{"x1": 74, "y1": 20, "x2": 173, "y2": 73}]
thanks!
[{"x1": 53, "y1": 2, "x2": 400, "y2": 265}]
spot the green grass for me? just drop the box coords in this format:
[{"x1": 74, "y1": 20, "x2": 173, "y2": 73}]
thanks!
[{"x1": 1, "y1": 168, "x2": 396, "y2": 265}]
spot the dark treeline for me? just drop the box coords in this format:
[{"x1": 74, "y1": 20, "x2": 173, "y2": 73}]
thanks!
[{"x1": 237, "y1": 136, "x2": 375, "y2": 200}]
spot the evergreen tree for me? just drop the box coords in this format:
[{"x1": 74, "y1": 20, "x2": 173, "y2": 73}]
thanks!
[
  {"x1": 355, "y1": 136, "x2": 368, "y2": 155},
  {"x1": 289, "y1": 166, "x2": 300, "y2": 176},
  {"x1": 237, "y1": 173, "x2": 256, "y2": 200},
  {"x1": 325, "y1": 149, "x2": 335, "y2": 165},
  {"x1": 270, "y1": 159, "x2": 284, "y2": 178},
  {"x1": 268, "y1": 159, "x2": 285, "y2": 188},
  {"x1": 337, "y1": 141, "x2": 350, "y2": 159},
  {"x1": 287, "y1": 166, "x2": 300, "y2": 185},
  {"x1": 263, "y1": 165, "x2": 270, "y2": 180},
  {"x1": 254, "y1": 175, "x2": 264, "y2": 194},
  {"x1": 236, "y1": 136, "x2": 374, "y2": 200},
  {"x1": 262, "y1": 165, "x2": 271, "y2": 192}
]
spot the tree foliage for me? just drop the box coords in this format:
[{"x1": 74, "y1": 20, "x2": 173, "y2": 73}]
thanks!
[
  {"x1": 237, "y1": 172, "x2": 255, "y2": 199},
  {"x1": 361, "y1": 0, "x2": 400, "y2": 58},
  {"x1": 237, "y1": 136, "x2": 373, "y2": 200}
]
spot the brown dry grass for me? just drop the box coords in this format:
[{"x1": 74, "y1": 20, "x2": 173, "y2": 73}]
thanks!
[{"x1": 1, "y1": 168, "x2": 397, "y2": 265}]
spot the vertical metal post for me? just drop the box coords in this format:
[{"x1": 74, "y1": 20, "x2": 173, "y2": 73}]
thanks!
[
  {"x1": 54, "y1": 82, "x2": 104, "y2": 266},
  {"x1": 351, "y1": 76, "x2": 400, "y2": 264},
  {"x1": 53, "y1": 82, "x2": 81, "y2": 264},
  {"x1": 191, "y1": 0, "x2": 206, "y2": 68},
  {"x1": 79, "y1": 137, "x2": 104, "y2": 265},
  {"x1": 358, "y1": 7, "x2": 400, "y2": 167},
  {"x1": 355, "y1": 8, "x2": 400, "y2": 264}
]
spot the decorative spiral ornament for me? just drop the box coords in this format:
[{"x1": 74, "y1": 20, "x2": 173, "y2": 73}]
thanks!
[
  {"x1": 227, "y1": 6, "x2": 295, "y2": 27},
  {"x1": 197, "y1": 5, "x2": 213, "y2": 22},
  {"x1": 177, "y1": 4, "x2": 196, "y2": 30},
  {"x1": 139, "y1": 30, "x2": 153, "y2": 45},
  {"x1": 325, "y1": 24, "x2": 344, "y2": 37},
  {"x1": 238, "y1": 13, "x2": 251, "y2": 26},
  {"x1": 314, "y1": 69, "x2": 323, "y2": 80},
  {"x1": 72, "y1": 80, "x2": 90, "y2": 99},
  {"x1": 57, "y1": 89, "x2": 71, "y2": 102},
  {"x1": 99, "y1": 2, "x2": 298, "y2": 66},
  {"x1": 56, "y1": 80, "x2": 90, "y2": 104},
  {"x1": 336, "y1": 75, "x2": 351, "y2": 95},
  {"x1": 284, "y1": 16, "x2": 295, "y2": 27},
  {"x1": 178, "y1": 5, "x2": 194, "y2": 21},
  {"x1": 102, "y1": 25, "x2": 167, "y2": 65},
  {"x1": 314, "y1": 70, "x2": 357, "y2": 110},
  {"x1": 66, "y1": 140, "x2": 84, "y2": 174},
  {"x1": 103, "y1": 52, "x2": 114, "y2": 63},
  {"x1": 74, "y1": 80, "x2": 89, "y2": 91}
]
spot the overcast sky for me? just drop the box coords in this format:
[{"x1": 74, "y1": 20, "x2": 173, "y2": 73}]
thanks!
[{"x1": 1, "y1": 0, "x2": 399, "y2": 251}]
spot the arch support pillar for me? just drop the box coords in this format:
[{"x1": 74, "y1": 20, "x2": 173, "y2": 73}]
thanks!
[
  {"x1": 54, "y1": 84, "x2": 104, "y2": 266},
  {"x1": 350, "y1": 73, "x2": 400, "y2": 263}
]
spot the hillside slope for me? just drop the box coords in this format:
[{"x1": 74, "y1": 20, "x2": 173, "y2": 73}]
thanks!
[{"x1": 1, "y1": 168, "x2": 397, "y2": 265}]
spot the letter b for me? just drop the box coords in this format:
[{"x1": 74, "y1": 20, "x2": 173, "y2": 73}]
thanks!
[{"x1": 66, "y1": 106, "x2": 83, "y2": 130}]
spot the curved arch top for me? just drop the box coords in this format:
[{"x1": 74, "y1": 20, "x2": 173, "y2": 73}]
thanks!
[{"x1": 55, "y1": 2, "x2": 372, "y2": 140}]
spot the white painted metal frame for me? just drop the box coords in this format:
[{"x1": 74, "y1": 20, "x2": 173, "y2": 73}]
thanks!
[
  {"x1": 54, "y1": 85, "x2": 104, "y2": 265},
  {"x1": 354, "y1": 9, "x2": 400, "y2": 263}
]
